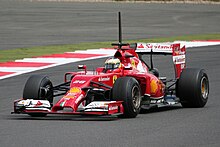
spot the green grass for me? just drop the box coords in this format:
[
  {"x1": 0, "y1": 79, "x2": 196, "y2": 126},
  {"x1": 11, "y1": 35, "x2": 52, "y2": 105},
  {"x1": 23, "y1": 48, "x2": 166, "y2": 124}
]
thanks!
[
  {"x1": 0, "y1": 34, "x2": 219, "y2": 63},
  {"x1": 114, "y1": 0, "x2": 220, "y2": 2}
]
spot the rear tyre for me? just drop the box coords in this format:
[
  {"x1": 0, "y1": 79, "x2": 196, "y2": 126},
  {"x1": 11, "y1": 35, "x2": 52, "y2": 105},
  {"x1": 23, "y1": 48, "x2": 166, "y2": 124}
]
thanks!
[
  {"x1": 23, "y1": 75, "x2": 53, "y2": 117},
  {"x1": 112, "y1": 77, "x2": 141, "y2": 118},
  {"x1": 177, "y1": 68, "x2": 209, "y2": 108}
]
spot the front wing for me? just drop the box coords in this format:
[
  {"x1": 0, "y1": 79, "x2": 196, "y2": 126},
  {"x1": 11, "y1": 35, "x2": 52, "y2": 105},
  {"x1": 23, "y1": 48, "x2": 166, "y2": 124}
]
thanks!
[{"x1": 12, "y1": 99, "x2": 124, "y2": 116}]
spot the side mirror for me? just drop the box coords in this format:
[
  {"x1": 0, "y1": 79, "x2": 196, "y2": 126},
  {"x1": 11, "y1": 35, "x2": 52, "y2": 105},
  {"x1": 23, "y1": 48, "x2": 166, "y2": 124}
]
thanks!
[
  {"x1": 96, "y1": 67, "x2": 104, "y2": 74},
  {"x1": 78, "y1": 65, "x2": 87, "y2": 74}
]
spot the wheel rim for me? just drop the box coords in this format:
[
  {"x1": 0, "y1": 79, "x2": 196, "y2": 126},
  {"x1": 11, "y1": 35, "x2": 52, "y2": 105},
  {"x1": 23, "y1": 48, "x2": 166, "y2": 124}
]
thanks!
[
  {"x1": 201, "y1": 77, "x2": 208, "y2": 99},
  {"x1": 132, "y1": 85, "x2": 141, "y2": 112}
]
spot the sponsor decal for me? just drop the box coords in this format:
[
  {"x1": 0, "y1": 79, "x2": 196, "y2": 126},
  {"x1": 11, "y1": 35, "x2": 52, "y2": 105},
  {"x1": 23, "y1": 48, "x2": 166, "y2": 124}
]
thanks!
[
  {"x1": 63, "y1": 87, "x2": 81, "y2": 99},
  {"x1": 159, "y1": 80, "x2": 165, "y2": 93},
  {"x1": 131, "y1": 59, "x2": 136, "y2": 68},
  {"x1": 136, "y1": 43, "x2": 175, "y2": 54},
  {"x1": 150, "y1": 80, "x2": 158, "y2": 94},
  {"x1": 18, "y1": 100, "x2": 27, "y2": 105},
  {"x1": 75, "y1": 94, "x2": 84, "y2": 104},
  {"x1": 35, "y1": 101, "x2": 43, "y2": 107},
  {"x1": 60, "y1": 101, "x2": 66, "y2": 107},
  {"x1": 17, "y1": 100, "x2": 51, "y2": 108},
  {"x1": 63, "y1": 98, "x2": 70, "y2": 100},
  {"x1": 181, "y1": 63, "x2": 186, "y2": 69},
  {"x1": 137, "y1": 43, "x2": 144, "y2": 48},
  {"x1": 137, "y1": 62, "x2": 146, "y2": 72},
  {"x1": 173, "y1": 55, "x2": 185, "y2": 64},
  {"x1": 70, "y1": 87, "x2": 81, "y2": 93},
  {"x1": 173, "y1": 47, "x2": 185, "y2": 56},
  {"x1": 137, "y1": 43, "x2": 172, "y2": 50},
  {"x1": 109, "y1": 105, "x2": 118, "y2": 111},
  {"x1": 153, "y1": 44, "x2": 172, "y2": 49},
  {"x1": 35, "y1": 101, "x2": 50, "y2": 107},
  {"x1": 85, "y1": 102, "x2": 108, "y2": 111},
  {"x1": 113, "y1": 75, "x2": 117, "y2": 83},
  {"x1": 18, "y1": 100, "x2": 32, "y2": 106},
  {"x1": 63, "y1": 95, "x2": 75, "y2": 99},
  {"x1": 72, "y1": 80, "x2": 86, "y2": 84},
  {"x1": 98, "y1": 77, "x2": 110, "y2": 82},
  {"x1": 150, "y1": 99, "x2": 164, "y2": 104}
]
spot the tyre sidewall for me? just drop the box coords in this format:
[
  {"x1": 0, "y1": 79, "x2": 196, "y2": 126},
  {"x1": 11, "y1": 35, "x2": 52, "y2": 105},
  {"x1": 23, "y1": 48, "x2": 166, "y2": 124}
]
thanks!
[
  {"x1": 112, "y1": 77, "x2": 141, "y2": 118},
  {"x1": 177, "y1": 68, "x2": 209, "y2": 107},
  {"x1": 23, "y1": 75, "x2": 53, "y2": 104}
]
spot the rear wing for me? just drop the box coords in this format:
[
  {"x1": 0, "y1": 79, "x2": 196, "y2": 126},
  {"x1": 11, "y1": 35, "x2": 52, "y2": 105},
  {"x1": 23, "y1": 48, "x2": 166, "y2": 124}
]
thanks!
[
  {"x1": 136, "y1": 42, "x2": 176, "y2": 55},
  {"x1": 135, "y1": 43, "x2": 186, "y2": 78}
]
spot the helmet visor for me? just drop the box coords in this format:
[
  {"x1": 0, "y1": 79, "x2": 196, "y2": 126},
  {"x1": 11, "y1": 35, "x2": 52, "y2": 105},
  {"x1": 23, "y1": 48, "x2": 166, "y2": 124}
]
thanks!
[{"x1": 105, "y1": 63, "x2": 120, "y2": 70}]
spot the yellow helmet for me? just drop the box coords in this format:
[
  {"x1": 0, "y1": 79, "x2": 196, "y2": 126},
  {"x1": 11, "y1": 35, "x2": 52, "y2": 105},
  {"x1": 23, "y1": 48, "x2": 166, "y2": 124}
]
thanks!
[{"x1": 104, "y1": 57, "x2": 121, "y2": 70}]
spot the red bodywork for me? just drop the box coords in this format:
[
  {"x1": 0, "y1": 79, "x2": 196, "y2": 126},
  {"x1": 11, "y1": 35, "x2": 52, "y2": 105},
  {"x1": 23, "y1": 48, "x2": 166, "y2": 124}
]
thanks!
[
  {"x1": 13, "y1": 43, "x2": 186, "y2": 116},
  {"x1": 53, "y1": 43, "x2": 185, "y2": 113}
]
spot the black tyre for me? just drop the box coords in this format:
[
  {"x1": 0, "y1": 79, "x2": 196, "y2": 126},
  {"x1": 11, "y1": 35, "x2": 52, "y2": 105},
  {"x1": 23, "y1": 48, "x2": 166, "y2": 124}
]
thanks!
[
  {"x1": 112, "y1": 77, "x2": 141, "y2": 118},
  {"x1": 23, "y1": 75, "x2": 53, "y2": 117},
  {"x1": 177, "y1": 68, "x2": 209, "y2": 108}
]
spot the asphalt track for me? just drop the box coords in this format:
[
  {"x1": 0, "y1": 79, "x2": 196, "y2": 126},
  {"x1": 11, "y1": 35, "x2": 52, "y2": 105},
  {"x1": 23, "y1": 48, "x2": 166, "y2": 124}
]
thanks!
[
  {"x1": 1, "y1": 45, "x2": 220, "y2": 147},
  {"x1": 0, "y1": 1, "x2": 220, "y2": 147}
]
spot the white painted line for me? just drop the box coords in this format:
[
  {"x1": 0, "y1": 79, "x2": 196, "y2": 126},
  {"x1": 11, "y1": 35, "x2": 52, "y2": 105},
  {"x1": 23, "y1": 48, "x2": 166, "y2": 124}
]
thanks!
[
  {"x1": 0, "y1": 67, "x2": 37, "y2": 72},
  {"x1": 0, "y1": 54, "x2": 111, "y2": 80},
  {"x1": 72, "y1": 49, "x2": 115, "y2": 55},
  {"x1": 174, "y1": 41, "x2": 220, "y2": 48},
  {"x1": 15, "y1": 58, "x2": 80, "y2": 64}
]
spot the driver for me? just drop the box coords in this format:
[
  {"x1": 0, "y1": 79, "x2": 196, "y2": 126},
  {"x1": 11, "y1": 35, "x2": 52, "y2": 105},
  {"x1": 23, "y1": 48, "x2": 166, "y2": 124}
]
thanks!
[{"x1": 104, "y1": 57, "x2": 121, "y2": 71}]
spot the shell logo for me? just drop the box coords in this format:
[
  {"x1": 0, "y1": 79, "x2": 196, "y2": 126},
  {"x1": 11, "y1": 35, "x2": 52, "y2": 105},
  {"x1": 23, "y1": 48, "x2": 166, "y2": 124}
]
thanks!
[
  {"x1": 150, "y1": 80, "x2": 158, "y2": 94},
  {"x1": 70, "y1": 87, "x2": 81, "y2": 93}
]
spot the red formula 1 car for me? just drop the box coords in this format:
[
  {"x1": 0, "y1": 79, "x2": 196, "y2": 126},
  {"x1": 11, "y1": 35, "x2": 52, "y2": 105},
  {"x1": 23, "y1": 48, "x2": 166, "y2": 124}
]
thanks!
[{"x1": 12, "y1": 13, "x2": 209, "y2": 118}]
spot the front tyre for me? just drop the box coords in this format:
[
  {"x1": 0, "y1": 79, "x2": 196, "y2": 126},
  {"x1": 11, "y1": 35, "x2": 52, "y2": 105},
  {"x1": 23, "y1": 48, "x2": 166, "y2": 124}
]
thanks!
[
  {"x1": 177, "y1": 68, "x2": 209, "y2": 108},
  {"x1": 112, "y1": 77, "x2": 141, "y2": 118},
  {"x1": 23, "y1": 75, "x2": 53, "y2": 117}
]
